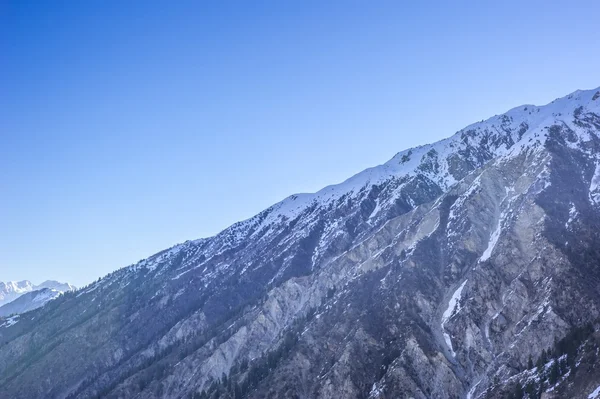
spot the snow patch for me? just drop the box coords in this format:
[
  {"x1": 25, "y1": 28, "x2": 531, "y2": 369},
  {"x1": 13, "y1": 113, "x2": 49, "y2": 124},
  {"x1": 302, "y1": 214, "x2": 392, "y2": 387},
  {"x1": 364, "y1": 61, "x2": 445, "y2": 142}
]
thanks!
[
  {"x1": 32, "y1": 289, "x2": 60, "y2": 303},
  {"x1": 588, "y1": 384, "x2": 600, "y2": 399},
  {"x1": 467, "y1": 379, "x2": 481, "y2": 399},
  {"x1": 76, "y1": 283, "x2": 99, "y2": 297},
  {"x1": 565, "y1": 202, "x2": 578, "y2": 228},
  {"x1": 0, "y1": 314, "x2": 19, "y2": 328},
  {"x1": 441, "y1": 279, "x2": 468, "y2": 357},
  {"x1": 590, "y1": 162, "x2": 600, "y2": 205},
  {"x1": 369, "y1": 382, "x2": 384, "y2": 397},
  {"x1": 480, "y1": 212, "x2": 505, "y2": 262}
]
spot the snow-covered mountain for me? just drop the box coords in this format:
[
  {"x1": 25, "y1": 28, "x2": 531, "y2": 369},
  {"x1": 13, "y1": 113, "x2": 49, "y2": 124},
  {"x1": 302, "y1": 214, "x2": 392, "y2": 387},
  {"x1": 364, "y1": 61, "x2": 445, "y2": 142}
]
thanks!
[
  {"x1": 1, "y1": 86, "x2": 600, "y2": 399},
  {"x1": 35, "y1": 280, "x2": 76, "y2": 293},
  {"x1": 0, "y1": 280, "x2": 75, "y2": 309},
  {"x1": 0, "y1": 280, "x2": 35, "y2": 307},
  {"x1": 0, "y1": 288, "x2": 64, "y2": 317}
]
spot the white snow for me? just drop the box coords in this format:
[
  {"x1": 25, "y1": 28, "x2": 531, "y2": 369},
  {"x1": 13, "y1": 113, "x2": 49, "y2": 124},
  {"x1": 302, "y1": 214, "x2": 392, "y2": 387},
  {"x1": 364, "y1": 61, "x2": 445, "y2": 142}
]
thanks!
[
  {"x1": 369, "y1": 382, "x2": 384, "y2": 397},
  {"x1": 76, "y1": 283, "x2": 99, "y2": 297},
  {"x1": 466, "y1": 379, "x2": 481, "y2": 399},
  {"x1": 441, "y1": 279, "x2": 468, "y2": 357},
  {"x1": 0, "y1": 281, "x2": 35, "y2": 307},
  {"x1": 32, "y1": 289, "x2": 60, "y2": 303},
  {"x1": 7, "y1": 281, "x2": 33, "y2": 293},
  {"x1": 1, "y1": 280, "x2": 74, "y2": 311},
  {"x1": 478, "y1": 185, "x2": 516, "y2": 263},
  {"x1": 442, "y1": 280, "x2": 468, "y2": 324},
  {"x1": 565, "y1": 202, "x2": 578, "y2": 228},
  {"x1": 442, "y1": 279, "x2": 469, "y2": 324},
  {"x1": 0, "y1": 314, "x2": 19, "y2": 328},
  {"x1": 443, "y1": 330, "x2": 455, "y2": 357},
  {"x1": 590, "y1": 162, "x2": 600, "y2": 205},
  {"x1": 171, "y1": 266, "x2": 199, "y2": 280},
  {"x1": 480, "y1": 212, "x2": 505, "y2": 262},
  {"x1": 588, "y1": 384, "x2": 600, "y2": 399}
]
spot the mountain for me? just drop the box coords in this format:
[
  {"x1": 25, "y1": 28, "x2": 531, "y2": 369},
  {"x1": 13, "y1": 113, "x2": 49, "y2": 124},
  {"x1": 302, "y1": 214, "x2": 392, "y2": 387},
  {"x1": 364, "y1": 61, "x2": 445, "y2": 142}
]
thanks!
[
  {"x1": 1, "y1": 86, "x2": 600, "y2": 399},
  {"x1": 0, "y1": 280, "x2": 76, "y2": 310},
  {"x1": 0, "y1": 280, "x2": 34, "y2": 307},
  {"x1": 0, "y1": 288, "x2": 63, "y2": 317},
  {"x1": 35, "y1": 280, "x2": 77, "y2": 293}
]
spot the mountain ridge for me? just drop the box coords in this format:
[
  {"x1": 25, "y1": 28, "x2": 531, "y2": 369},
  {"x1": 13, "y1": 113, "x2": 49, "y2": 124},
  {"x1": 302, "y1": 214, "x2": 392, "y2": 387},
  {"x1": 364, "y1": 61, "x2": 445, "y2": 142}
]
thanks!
[
  {"x1": 125, "y1": 85, "x2": 600, "y2": 275},
  {"x1": 0, "y1": 280, "x2": 76, "y2": 309},
  {"x1": 0, "y1": 288, "x2": 64, "y2": 317}
]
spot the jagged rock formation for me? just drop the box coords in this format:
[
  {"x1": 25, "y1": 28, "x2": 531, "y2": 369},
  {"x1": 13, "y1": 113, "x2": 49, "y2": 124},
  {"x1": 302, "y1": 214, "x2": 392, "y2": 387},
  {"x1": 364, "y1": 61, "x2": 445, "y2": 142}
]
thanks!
[{"x1": 1, "y1": 87, "x2": 600, "y2": 399}]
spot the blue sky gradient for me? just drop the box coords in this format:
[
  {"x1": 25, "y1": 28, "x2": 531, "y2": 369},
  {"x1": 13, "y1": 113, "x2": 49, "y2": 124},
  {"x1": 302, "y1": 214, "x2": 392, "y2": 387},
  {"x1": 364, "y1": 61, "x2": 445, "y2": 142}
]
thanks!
[{"x1": 2, "y1": 1, "x2": 599, "y2": 286}]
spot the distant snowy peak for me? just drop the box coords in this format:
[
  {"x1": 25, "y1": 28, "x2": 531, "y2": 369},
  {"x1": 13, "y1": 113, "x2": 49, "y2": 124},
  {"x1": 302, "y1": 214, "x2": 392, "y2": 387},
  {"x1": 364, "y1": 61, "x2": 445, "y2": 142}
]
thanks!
[
  {"x1": 0, "y1": 280, "x2": 34, "y2": 293},
  {"x1": 0, "y1": 288, "x2": 63, "y2": 317},
  {"x1": 0, "y1": 280, "x2": 76, "y2": 308},
  {"x1": 0, "y1": 281, "x2": 35, "y2": 307}
]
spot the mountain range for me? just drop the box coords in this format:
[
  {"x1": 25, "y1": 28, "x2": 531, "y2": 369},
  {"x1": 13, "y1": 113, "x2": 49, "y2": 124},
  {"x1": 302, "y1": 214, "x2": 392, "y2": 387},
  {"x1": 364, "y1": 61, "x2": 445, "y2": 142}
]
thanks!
[
  {"x1": 0, "y1": 288, "x2": 69, "y2": 318},
  {"x1": 1, "y1": 86, "x2": 600, "y2": 398},
  {"x1": 0, "y1": 280, "x2": 75, "y2": 308}
]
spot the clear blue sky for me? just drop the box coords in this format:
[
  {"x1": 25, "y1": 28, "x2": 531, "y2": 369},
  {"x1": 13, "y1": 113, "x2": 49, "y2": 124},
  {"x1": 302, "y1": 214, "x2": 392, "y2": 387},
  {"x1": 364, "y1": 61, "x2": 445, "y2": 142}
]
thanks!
[{"x1": 1, "y1": 1, "x2": 599, "y2": 287}]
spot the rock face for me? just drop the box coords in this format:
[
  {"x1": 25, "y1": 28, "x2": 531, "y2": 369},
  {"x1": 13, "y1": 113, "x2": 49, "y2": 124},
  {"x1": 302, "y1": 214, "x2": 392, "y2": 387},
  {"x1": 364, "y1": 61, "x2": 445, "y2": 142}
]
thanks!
[{"x1": 1, "y1": 87, "x2": 600, "y2": 399}]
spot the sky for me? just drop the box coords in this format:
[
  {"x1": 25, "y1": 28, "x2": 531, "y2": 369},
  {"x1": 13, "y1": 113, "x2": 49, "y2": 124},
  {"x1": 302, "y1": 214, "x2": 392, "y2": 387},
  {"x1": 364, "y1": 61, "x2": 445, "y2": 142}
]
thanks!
[{"x1": 1, "y1": 1, "x2": 599, "y2": 287}]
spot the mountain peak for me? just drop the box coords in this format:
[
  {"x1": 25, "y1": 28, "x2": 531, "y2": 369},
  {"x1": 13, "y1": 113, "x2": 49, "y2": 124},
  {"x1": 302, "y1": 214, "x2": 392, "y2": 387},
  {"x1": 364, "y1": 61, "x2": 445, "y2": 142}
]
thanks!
[
  {"x1": 36, "y1": 280, "x2": 76, "y2": 292},
  {"x1": 0, "y1": 279, "x2": 75, "y2": 308}
]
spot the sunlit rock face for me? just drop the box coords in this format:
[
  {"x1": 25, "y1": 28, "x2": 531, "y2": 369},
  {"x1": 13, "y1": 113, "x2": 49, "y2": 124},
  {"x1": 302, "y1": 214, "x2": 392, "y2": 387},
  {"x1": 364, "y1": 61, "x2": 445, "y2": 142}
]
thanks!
[{"x1": 1, "y1": 88, "x2": 600, "y2": 399}]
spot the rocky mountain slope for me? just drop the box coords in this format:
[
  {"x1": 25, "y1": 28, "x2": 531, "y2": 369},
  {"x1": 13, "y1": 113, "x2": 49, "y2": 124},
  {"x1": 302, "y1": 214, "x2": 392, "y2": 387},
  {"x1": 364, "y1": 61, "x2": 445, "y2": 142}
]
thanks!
[
  {"x1": 1, "y1": 87, "x2": 600, "y2": 399},
  {"x1": 0, "y1": 280, "x2": 75, "y2": 308}
]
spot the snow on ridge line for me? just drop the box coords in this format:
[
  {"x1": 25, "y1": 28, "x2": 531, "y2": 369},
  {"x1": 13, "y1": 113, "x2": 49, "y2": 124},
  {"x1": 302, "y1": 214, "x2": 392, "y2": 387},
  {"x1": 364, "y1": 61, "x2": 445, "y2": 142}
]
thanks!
[
  {"x1": 127, "y1": 86, "x2": 600, "y2": 274},
  {"x1": 222, "y1": 85, "x2": 600, "y2": 240},
  {"x1": 1, "y1": 281, "x2": 33, "y2": 293}
]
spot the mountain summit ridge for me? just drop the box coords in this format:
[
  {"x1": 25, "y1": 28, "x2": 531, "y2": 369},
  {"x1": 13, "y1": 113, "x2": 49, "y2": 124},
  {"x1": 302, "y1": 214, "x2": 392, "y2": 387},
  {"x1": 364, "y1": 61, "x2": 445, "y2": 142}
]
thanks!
[{"x1": 128, "y1": 85, "x2": 600, "y2": 274}]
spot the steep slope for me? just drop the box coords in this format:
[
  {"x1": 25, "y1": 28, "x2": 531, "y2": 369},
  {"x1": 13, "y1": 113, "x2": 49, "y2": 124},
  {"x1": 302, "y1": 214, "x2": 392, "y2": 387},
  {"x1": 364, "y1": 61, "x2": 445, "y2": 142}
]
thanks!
[{"x1": 1, "y1": 87, "x2": 600, "y2": 399}]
